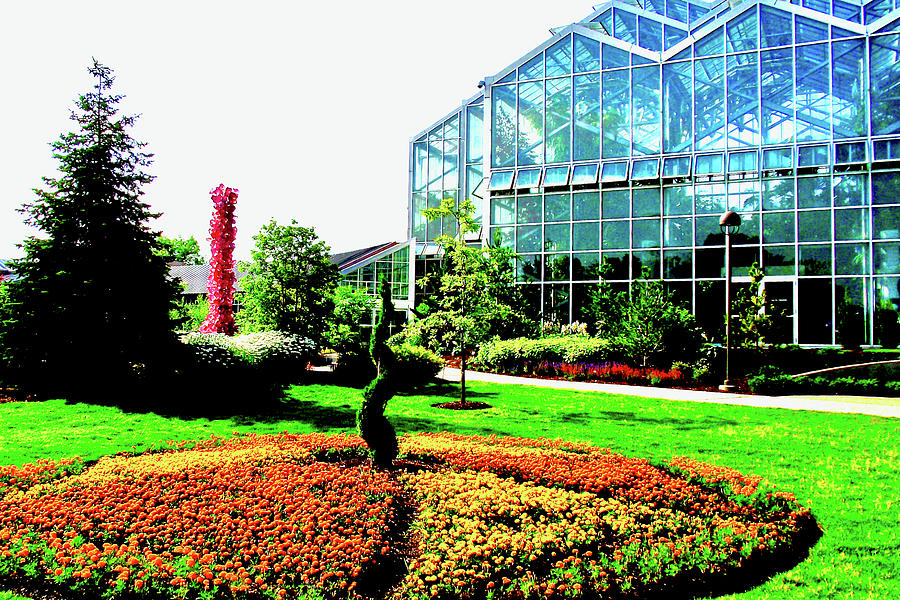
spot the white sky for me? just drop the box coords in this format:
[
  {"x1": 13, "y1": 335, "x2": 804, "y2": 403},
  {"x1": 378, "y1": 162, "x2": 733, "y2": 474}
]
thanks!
[{"x1": 0, "y1": 0, "x2": 592, "y2": 261}]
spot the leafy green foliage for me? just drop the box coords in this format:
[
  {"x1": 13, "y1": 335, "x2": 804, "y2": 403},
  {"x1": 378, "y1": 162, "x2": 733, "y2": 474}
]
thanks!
[
  {"x1": 326, "y1": 285, "x2": 374, "y2": 357},
  {"x1": 734, "y1": 263, "x2": 778, "y2": 348},
  {"x1": 0, "y1": 60, "x2": 179, "y2": 399},
  {"x1": 171, "y1": 297, "x2": 209, "y2": 332},
  {"x1": 475, "y1": 335, "x2": 614, "y2": 374},
  {"x1": 357, "y1": 278, "x2": 398, "y2": 467},
  {"x1": 590, "y1": 265, "x2": 702, "y2": 368},
  {"x1": 237, "y1": 220, "x2": 340, "y2": 345},
  {"x1": 154, "y1": 235, "x2": 203, "y2": 265},
  {"x1": 392, "y1": 344, "x2": 443, "y2": 387}
]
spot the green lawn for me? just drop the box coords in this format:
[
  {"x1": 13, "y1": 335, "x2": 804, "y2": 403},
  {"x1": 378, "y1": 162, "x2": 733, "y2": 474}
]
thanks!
[{"x1": 0, "y1": 379, "x2": 897, "y2": 600}]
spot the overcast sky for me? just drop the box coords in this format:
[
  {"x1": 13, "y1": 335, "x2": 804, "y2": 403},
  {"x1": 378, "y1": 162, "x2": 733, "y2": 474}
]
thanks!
[{"x1": 0, "y1": 0, "x2": 593, "y2": 260}]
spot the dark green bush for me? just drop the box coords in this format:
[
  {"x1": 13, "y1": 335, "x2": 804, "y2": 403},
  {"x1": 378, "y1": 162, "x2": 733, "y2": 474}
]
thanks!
[
  {"x1": 475, "y1": 336, "x2": 616, "y2": 375},
  {"x1": 393, "y1": 344, "x2": 443, "y2": 389}
]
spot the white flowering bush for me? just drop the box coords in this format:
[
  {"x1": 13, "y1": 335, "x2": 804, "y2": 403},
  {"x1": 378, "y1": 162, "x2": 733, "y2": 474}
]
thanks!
[{"x1": 180, "y1": 331, "x2": 315, "y2": 382}]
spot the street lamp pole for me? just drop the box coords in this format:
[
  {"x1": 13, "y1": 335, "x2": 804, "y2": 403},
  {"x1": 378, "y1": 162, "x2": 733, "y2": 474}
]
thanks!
[{"x1": 719, "y1": 210, "x2": 742, "y2": 392}]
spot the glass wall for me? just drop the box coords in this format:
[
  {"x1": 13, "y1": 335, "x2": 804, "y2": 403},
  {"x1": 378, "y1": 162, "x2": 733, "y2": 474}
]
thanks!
[
  {"x1": 410, "y1": 0, "x2": 900, "y2": 345},
  {"x1": 339, "y1": 245, "x2": 411, "y2": 302}
]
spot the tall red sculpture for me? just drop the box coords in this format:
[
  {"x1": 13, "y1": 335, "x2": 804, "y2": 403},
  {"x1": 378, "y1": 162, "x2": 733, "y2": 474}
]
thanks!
[{"x1": 200, "y1": 184, "x2": 239, "y2": 335}]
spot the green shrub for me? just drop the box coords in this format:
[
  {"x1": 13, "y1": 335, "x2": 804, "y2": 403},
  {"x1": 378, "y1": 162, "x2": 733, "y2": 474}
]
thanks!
[
  {"x1": 475, "y1": 336, "x2": 615, "y2": 375},
  {"x1": 393, "y1": 344, "x2": 443, "y2": 388}
]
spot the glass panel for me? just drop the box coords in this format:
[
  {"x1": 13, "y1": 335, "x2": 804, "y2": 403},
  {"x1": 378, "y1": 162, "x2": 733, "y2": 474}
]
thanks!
[
  {"x1": 411, "y1": 193, "x2": 426, "y2": 239},
  {"x1": 544, "y1": 283, "x2": 570, "y2": 321},
  {"x1": 876, "y1": 276, "x2": 900, "y2": 346},
  {"x1": 516, "y1": 254, "x2": 542, "y2": 282},
  {"x1": 573, "y1": 254, "x2": 601, "y2": 280},
  {"x1": 516, "y1": 224, "x2": 542, "y2": 252},
  {"x1": 760, "y1": 6, "x2": 793, "y2": 48},
  {"x1": 443, "y1": 139, "x2": 459, "y2": 189},
  {"x1": 633, "y1": 187, "x2": 661, "y2": 217},
  {"x1": 602, "y1": 189, "x2": 629, "y2": 218},
  {"x1": 427, "y1": 192, "x2": 441, "y2": 240},
  {"x1": 835, "y1": 242, "x2": 868, "y2": 274},
  {"x1": 836, "y1": 278, "x2": 868, "y2": 346},
  {"x1": 638, "y1": 16, "x2": 663, "y2": 51},
  {"x1": 573, "y1": 191, "x2": 600, "y2": 220},
  {"x1": 572, "y1": 163, "x2": 599, "y2": 185},
  {"x1": 632, "y1": 250, "x2": 661, "y2": 277},
  {"x1": 546, "y1": 77, "x2": 572, "y2": 163},
  {"x1": 729, "y1": 180, "x2": 761, "y2": 212},
  {"x1": 466, "y1": 104, "x2": 483, "y2": 164},
  {"x1": 764, "y1": 245, "x2": 796, "y2": 275},
  {"x1": 728, "y1": 150, "x2": 758, "y2": 172},
  {"x1": 763, "y1": 178, "x2": 795, "y2": 210},
  {"x1": 874, "y1": 172, "x2": 900, "y2": 204},
  {"x1": 734, "y1": 212, "x2": 760, "y2": 244},
  {"x1": 545, "y1": 193, "x2": 571, "y2": 222},
  {"x1": 695, "y1": 216, "x2": 723, "y2": 246},
  {"x1": 695, "y1": 153, "x2": 724, "y2": 174},
  {"x1": 518, "y1": 81, "x2": 544, "y2": 166},
  {"x1": 444, "y1": 114, "x2": 459, "y2": 139},
  {"x1": 516, "y1": 168, "x2": 542, "y2": 188},
  {"x1": 875, "y1": 242, "x2": 900, "y2": 273},
  {"x1": 601, "y1": 161, "x2": 629, "y2": 181},
  {"x1": 488, "y1": 171, "x2": 514, "y2": 190},
  {"x1": 803, "y1": 0, "x2": 830, "y2": 15},
  {"x1": 573, "y1": 222, "x2": 600, "y2": 250},
  {"x1": 664, "y1": 185, "x2": 693, "y2": 215},
  {"x1": 835, "y1": 208, "x2": 869, "y2": 240},
  {"x1": 664, "y1": 249, "x2": 692, "y2": 277},
  {"x1": 428, "y1": 141, "x2": 442, "y2": 190},
  {"x1": 665, "y1": 25, "x2": 688, "y2": 50},
  {"x1": 545, "y1": 224, "x2": 570, "y2": 251},
  {"x1": 574, "y1": 34, "x2": 601, "y2": 72},
  {"x1": 695, "y1": 247, "x2": 725, "y2": 277},
  {"x1": 544, "y1": 165, "x2": 571, "y2": 186},
  {"x1": 833, "y1": 173, "x2": 868, "y2": 206},
  {"x1": 761, "y1": 48, "x2": 794, "y2": 145},
  {"x1": 796, "y1": 15, "x2": 828, "y2": 44},
  {"x1": 695, "y1": 26, "x2": 724, "y2": 57},
  {"x1": 663, "y1": 156, "x2": 691, "y2": 177},
  {"x1": 834, "y1": 141, "x2": 867, "y2": 163},
  {"x1": 865, "y1": 0, "x2": 892, "y2": 24},
  {"x1": 800, "y1": 244, "x2": 832, "y2": 275},
  {"x1": 871, "y1": 34, "x2": 900, "y2": 136},
  {"x1": 832, "y1": 26, "x2": 858, "y2": 39},
  {"x1": 663, "y1": 61, "x2": 693, "y2": 153},
  {"x1": 694, "y1": 182, "x2": 726, "y2": 213},
  {"x1": 664, "y1": 217, "x2": 693, "y2": 246},
  {"x1": 688, "y1": 3, "x2": 710, "y2": 25},
  {"x1": 602, "y1": 220, "x2": 630, "y2": 249},
  {"x1": 799, "y1": 279, "x2": 833, "y2": 344},
  {"x1": 763, "y1": 148, "x2": 793, "y2": 169},
  {"x1": 517, "y1": 194, "x2": 542, "y2": 224},
  {"x1": 491, "y1": 85, "x2": 516, "y2": 168},
  {"x1": 694, "y1": 57, "x2": 726, "y2": 150},
  {"x1": 602, "y1": 251, "x2": 630, "y2": 278},
  {"x1": 614, "y1": 9, "x2": 638, "y2": 44},
  {"x1": 875, "y1": 207, "x2": 900, "y2": 238},
  {"x1": 632, "y1": 66, "x2": 662, "y2": 156},
  {"x1": 490, "y1": 196, "x2": 515, "y2": 225},
  {"x1": 632, "y1": 158, "x2": 660, "y2": 179},
  {"x1": 796, "y1": 44, "x2": 831, "y2": 142},
  {"x1": 726, "y1": 9, "x2": 758, "y2": 53},
  {"x1": 574, "y1": 73, "x2": 601, "y2": 160},
  {"x1": 797, "y1": 144, "x2": 830, "y2": 166},
  {"x1": 667, "y1": 0, "x2": 689, "y2": 23},
  {"x1": 763, "y1": 211, "x2": 796, "y2": 243},
  {"x1": 497, "y1": 71, "x2": 516, "y2": 84},
  {"x1": 602, "y1": 70, "x2": 631, "y2": 158},
  {"x1": 546, "y1": 36, "x2": 573, "y2": 77},
  {"x1": 602, "y1": 44, "x2": 630, "y2": 69},
  {"x1": 832, "y1": 39, "x2": 867, "y2": 139},
  {"x1": 413, "y1": 142, "x2": 427, "y2": 192},
  {"x1": 874, "y1": 140, "x2": 900, "y2": 160},
  {"x1": 799, "y1": 209, "x2": 832, "y2": 241},
  {"x1": 490, "y1": 226, "x2": 514, "y2": 249},
  {"x1": 519, "y1": 53, "x2": 544, "y2": 80}
]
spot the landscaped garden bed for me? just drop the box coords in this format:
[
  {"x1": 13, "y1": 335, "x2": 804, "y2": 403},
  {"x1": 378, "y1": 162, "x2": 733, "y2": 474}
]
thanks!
[{"x1": 0, "y1": 432, "x2": 819, "y2": 599}]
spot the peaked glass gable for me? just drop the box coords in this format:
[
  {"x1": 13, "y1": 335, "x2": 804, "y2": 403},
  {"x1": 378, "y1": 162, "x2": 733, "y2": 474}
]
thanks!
[{"x1": 410, "y1": 0, "x2": 900, "y2": 345}]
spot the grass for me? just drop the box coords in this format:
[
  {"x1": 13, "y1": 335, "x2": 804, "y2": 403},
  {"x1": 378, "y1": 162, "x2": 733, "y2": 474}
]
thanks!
[{"x1": 0, "y1": 377, "x2": 897, "y2": 600}]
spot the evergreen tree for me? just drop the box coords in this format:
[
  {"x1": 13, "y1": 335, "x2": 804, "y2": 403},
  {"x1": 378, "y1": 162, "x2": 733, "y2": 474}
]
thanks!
[
  {"x1": 356, "y1": 277, "x2": 398, "y2": 468},
  {"x1": 0, "y1": 60, "x2": 179, "y2": 399}
]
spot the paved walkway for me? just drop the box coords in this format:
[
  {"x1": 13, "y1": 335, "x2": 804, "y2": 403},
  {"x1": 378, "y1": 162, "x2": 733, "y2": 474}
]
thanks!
[{"x1": 438, "y1": 368, "x2": 900, "y2": 419}]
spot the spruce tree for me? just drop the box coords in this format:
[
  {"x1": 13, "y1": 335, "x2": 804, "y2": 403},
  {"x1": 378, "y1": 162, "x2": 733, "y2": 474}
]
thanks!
[{"x1": 1, "y1": 60, "x2": 179, "y2": 399}]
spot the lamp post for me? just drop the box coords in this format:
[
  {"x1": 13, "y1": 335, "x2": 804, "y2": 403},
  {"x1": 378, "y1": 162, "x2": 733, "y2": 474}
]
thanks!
[{"x1": 719, "y1": 210, "x2": 742, "y2": 392}]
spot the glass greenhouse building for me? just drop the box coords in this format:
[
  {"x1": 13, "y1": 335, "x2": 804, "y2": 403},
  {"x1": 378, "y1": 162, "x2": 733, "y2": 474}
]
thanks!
[{"x1": 407, "y1": 0, "x2": 900, "y2": 346}]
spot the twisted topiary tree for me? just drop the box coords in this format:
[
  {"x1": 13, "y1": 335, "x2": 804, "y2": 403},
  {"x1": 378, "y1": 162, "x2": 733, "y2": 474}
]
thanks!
[{"x1": 356, "y1": 277, "x2": 399, "y2": 467}]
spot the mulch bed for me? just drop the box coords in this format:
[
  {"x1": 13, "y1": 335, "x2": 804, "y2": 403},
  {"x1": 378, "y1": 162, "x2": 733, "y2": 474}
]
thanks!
[{"x1": 430, "y1": 400, "x2": 493, "y2": 410}]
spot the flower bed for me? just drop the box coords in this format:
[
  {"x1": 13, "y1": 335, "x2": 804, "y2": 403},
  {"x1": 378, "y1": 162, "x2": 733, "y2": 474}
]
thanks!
[
  {"x1": 530, "y1": 361, "x2": 685, "y2": 386},
  {"x1": 0, "y1": 433, "x2": 818, "y2": 599}
]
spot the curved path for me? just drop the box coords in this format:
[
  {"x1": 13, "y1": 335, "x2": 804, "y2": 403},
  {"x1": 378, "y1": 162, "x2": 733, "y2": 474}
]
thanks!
[{"x1": 438, "y1": 368, "x2": 900, "y2": 419}]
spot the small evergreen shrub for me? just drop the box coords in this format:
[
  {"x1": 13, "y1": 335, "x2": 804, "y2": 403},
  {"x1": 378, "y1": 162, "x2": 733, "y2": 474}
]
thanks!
[{"x1": 393, "y1": 344, "x2": 443, "y2": 388}]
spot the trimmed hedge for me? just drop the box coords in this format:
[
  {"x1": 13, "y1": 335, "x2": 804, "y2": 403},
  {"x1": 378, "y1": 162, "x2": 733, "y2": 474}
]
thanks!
[
  {"x1": 747, "y1": 366, "x2": 900, "y2": 396},
  {"x1": 474, "y1": 336, "x2": 616, "y2": 375},
  {"x1": 393, "y1": 344, "x2": 443, "y2": 388}
]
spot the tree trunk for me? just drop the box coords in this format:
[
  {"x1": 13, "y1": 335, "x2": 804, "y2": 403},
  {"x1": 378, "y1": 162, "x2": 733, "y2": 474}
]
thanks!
[{"x1": 460, "y1": 351, "x2": 467, "y2": 404}]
